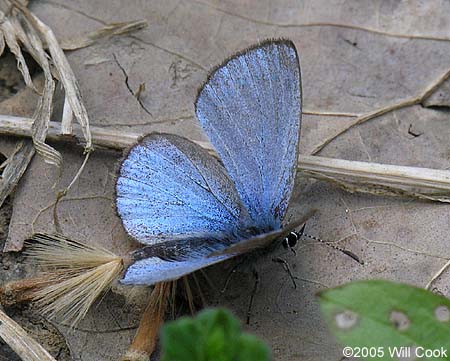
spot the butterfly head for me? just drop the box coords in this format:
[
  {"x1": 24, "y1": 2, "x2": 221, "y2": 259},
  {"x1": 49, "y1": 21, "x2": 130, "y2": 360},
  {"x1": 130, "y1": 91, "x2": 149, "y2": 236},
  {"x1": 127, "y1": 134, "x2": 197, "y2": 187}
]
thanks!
[{"x1": 282, "y1": 223, "x2": 306, "y2": 254}]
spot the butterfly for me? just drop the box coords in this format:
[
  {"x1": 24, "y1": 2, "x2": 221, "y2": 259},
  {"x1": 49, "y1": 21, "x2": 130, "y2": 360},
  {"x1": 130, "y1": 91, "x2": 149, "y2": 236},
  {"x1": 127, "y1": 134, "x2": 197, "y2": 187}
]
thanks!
[{"x1": 115, "y1": 39, "x2": 306, "y2": 285}]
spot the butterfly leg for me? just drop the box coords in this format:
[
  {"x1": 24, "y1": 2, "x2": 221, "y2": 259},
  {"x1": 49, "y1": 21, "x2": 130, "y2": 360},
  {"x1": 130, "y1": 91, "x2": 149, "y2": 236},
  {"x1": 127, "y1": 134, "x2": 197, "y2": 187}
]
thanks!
[
  {"x1": 246, "y1": 268, "x2": 260, "y2": 325},
  {"x1": 272, "y1": 257, "x2": 297, "y2": 289},
  {"x1": 191, "y1": 273, "x2": 207, "y2": 308},
  {"x1": 221, "y1": 258, "x2": 246, "y2": 294}
]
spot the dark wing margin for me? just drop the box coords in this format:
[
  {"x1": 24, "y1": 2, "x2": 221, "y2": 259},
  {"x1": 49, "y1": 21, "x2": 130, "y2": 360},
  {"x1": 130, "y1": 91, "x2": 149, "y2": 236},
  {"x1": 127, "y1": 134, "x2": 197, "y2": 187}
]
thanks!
[
  {"x1": 115, "y1": 133, "x2": 250, "y2": 245},
  {"x1": 195, "y1": 39, "x2": 302, "y2": 231}
]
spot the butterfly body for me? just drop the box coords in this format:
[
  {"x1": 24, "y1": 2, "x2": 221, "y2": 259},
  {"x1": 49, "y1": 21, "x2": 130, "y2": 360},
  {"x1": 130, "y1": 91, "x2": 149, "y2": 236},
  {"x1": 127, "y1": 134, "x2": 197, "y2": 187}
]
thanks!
[{"x1": 116, "y1": 39, "x2": 303, "y2": 286}]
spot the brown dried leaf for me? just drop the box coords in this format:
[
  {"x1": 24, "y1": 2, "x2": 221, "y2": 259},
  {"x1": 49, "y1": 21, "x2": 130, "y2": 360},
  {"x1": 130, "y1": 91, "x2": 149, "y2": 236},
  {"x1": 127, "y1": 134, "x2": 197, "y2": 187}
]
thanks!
[{"x1": 3, "y1": 1, "x2": 450, "y2": 361}]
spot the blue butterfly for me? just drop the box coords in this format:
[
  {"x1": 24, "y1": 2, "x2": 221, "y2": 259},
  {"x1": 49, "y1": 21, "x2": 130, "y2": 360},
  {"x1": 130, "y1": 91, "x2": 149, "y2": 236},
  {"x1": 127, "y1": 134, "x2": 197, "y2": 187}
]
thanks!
[{"x1": 115, "y1": 39, "x2": 306, "y2": 285}]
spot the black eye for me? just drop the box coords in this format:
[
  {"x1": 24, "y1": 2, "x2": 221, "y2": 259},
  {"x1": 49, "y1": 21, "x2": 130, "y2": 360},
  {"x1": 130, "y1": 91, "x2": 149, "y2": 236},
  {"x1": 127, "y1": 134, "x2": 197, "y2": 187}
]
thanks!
[
  {"x1": 287, "y1": 232, "x2": 298, "y2": 248},
  {"x1": 283, "y1": 232, "x2": 298, "y2": 249}
]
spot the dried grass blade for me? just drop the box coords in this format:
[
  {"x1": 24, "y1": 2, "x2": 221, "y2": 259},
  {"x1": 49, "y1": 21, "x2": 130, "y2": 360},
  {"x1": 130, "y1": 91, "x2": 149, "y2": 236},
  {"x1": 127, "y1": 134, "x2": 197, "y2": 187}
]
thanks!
[
  {"x1": 0, "y1": 13, "x2": 35, "y2": 91},
  {"x1": 0, "y1": 28, "x2": 5, "y2": 55},
  {"x1": 27, "y1": 11, "x2": 92, "y2": 150},
  {"x1": 59, "y1": 19, "x2": 148, "y2": 51},
  {"x1": 0, "y1": 307, "x2": 57, "y2": 361},
  {"x1": 16, "y1": 11, "x2": 62, "y2": 166},
  {"x1": 0, "y1": 140, "x2": 35, "y2": 210},
  {"x1": 123, "y1": 282, "x2": 171, "y2": 361},
  {"x1": 61, "y1": 97, "x2": 73, "y2": 134}
]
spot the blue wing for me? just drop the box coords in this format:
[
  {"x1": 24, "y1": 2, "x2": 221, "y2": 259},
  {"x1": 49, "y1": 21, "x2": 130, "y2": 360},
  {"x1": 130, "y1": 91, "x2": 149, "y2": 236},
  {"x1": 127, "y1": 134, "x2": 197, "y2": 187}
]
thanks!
[
  {"x1": 115, "y1": 133, "x2": 251, "y2": 245},
  {"x1": 121, "y1": 236, "x2": 231, "y2": 284},
  {"x1": 195, "y1": 40, "x2": 302, "y2": 231},
  {"x1": 120, "y1": 216, "x2": 309, "y2": 285}
]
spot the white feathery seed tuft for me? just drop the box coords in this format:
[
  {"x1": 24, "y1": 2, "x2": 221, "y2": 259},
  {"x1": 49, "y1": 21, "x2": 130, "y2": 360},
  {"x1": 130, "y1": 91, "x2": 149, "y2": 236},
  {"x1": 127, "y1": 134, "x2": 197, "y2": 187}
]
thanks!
[{"x1": 26, "y1": 233, "x2": 124, "y2": 326}]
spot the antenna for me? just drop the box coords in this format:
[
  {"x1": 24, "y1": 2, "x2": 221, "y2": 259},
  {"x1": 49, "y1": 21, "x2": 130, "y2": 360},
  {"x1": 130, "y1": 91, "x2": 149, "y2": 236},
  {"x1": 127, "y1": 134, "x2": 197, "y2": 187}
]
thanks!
[
  {"x1": 283, "y1": 225, "x2": 364, "y2": 265},
  {"x1": 302, "y1": 233, "x2": 364, "y2": 265}
]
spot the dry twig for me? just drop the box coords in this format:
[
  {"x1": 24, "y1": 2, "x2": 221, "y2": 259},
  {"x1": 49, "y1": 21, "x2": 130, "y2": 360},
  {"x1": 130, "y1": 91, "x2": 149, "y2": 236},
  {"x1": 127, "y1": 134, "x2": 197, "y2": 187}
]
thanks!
[
  {"x1": 425, "y1": 260, "x2": 450, "y2": 290},
  {"x1": 310, "y1": 66, "x2": 450, "y2": 155},
  {"x1": 194, "y1": 0, "x2": 450, "y2": 43},
  {"x1": 59, "y1": 20, "x2": 148, "y2": 51},
  {"x1": 0, "y1": 114, "x2": 449, "y2": 203},
  {"x1": 122, "y1": 282, "x2": 171, "y2": 361}
]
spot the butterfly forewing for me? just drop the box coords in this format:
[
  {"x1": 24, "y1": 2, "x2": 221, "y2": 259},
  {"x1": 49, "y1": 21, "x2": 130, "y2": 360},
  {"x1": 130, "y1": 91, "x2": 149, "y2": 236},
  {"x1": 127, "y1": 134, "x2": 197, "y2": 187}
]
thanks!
[
  {"x1": 195, "y1": 40, "x2": 302, "y2": 230},
  {"x1": 115, "y1": 133, "x2": 249, "y2": 245}
]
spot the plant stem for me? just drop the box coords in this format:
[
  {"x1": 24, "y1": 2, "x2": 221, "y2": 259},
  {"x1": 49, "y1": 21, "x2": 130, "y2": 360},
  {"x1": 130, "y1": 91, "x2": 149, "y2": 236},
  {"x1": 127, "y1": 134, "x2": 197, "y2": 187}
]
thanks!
[{"x1": 122, "y1": 282, "x2": 171, "y2": 361}]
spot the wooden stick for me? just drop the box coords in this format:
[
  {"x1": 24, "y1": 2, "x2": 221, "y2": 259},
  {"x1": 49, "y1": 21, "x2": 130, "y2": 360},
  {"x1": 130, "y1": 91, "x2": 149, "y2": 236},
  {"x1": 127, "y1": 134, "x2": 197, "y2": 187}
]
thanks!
[
  {"x1": 299, "y1": 156, "x2": 450, "y2": 192},
  {"x1": 0, "y1": 307, "x2": 56, "y2": 361},
  {"x1": 0, "y1": 114, "x2": 139, "y2": 150},
  {"x1": 122, "y1": 282, "x2": 171, "y2": 361}
]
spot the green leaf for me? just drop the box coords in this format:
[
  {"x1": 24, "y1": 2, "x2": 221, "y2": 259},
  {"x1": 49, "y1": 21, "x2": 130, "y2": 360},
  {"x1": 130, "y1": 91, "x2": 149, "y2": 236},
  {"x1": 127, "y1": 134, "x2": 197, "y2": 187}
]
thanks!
[
  {"x1": 318, "y1": 280, "x2": 450, "y2": 360},
  {"x1": 161, "y1": 308, "x2": 270, "y2": 361},
  {"x1": 199, "y1": 309, "x2": 240, "y2": 361},
  {"x1": 237, "y1": 334, "x2": 271, "y2": 361},
  {"x1": 161, "y1": 317, "x2": 203, "y2": 361}
]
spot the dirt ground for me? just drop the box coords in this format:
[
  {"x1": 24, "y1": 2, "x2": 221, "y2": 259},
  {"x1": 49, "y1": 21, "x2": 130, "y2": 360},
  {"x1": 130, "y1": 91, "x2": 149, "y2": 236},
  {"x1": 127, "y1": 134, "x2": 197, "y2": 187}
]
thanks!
[{"x1": 1, "y1": 1, "x2": 450, "y2": 360}]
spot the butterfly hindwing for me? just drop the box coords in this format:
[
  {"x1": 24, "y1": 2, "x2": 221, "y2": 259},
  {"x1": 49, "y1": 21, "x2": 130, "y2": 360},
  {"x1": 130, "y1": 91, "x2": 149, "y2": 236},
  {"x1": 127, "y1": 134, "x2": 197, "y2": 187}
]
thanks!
[
  {"x1": 195, "y1": 40, "x2": 302, "y2": 230},
  {"x1": 115, "y1": 133, "x2": 250, "y2": 245},
  {"x1": 121, "y1": 212, "x2": 313, "y2": 285},
  {"x1": 122, "y1": 236, "x2": 233, "y2": 284}
]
